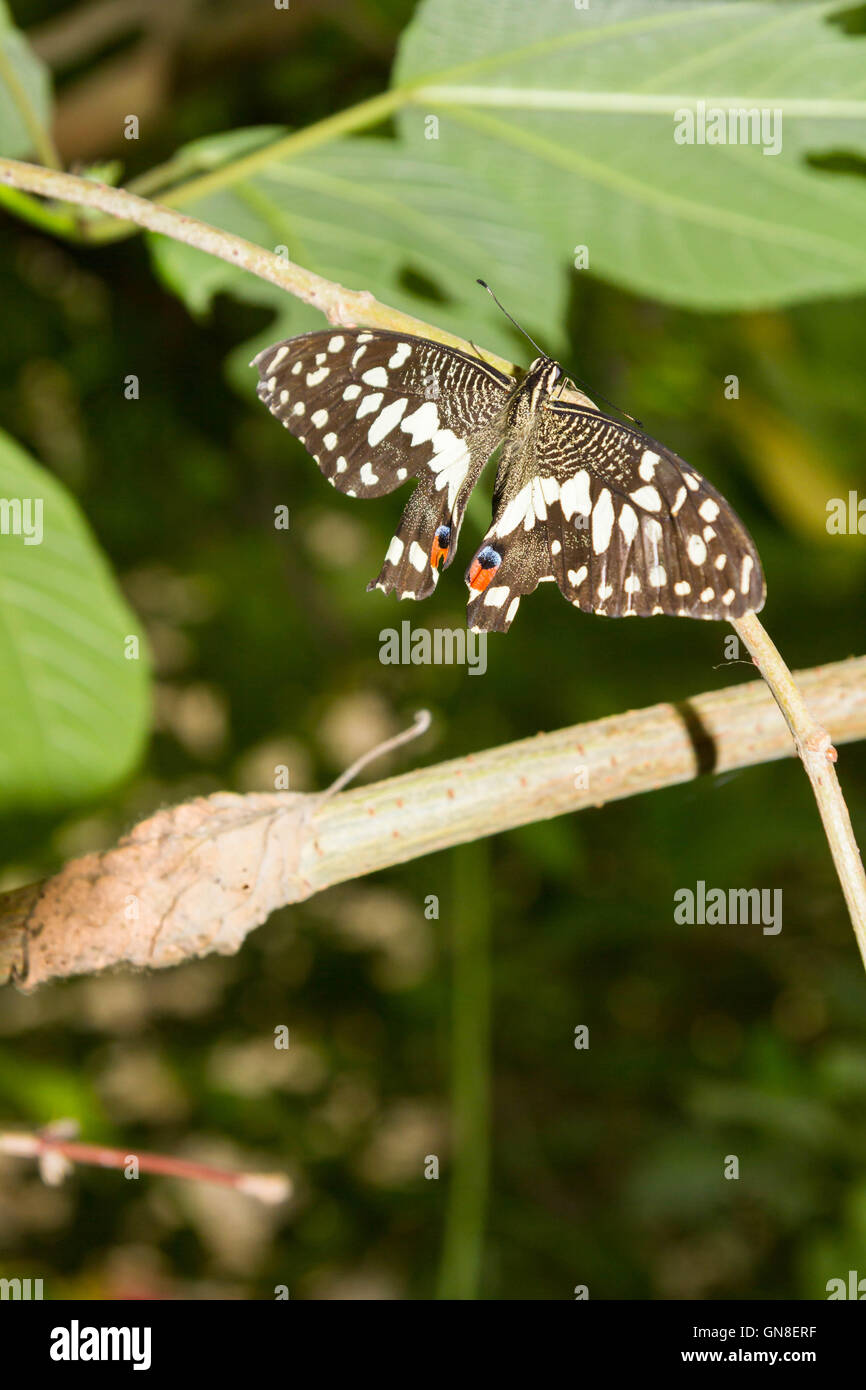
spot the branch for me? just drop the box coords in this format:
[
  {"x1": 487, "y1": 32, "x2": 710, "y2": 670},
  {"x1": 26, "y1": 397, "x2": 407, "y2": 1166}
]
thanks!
[
  {"x1": 1, "y1": 656, "x2": 864, "y2": 991},
  {"x1": 0, "y1": 156, "x2": 523, "y2": 373},
  {"x1": 0, "y1": 155, "x2": 602, "y2": 408}
]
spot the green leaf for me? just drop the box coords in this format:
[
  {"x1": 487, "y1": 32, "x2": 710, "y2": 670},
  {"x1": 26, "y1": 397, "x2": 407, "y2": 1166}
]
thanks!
[
  {"x1": 148, "y1": 131, "x2": 565, "y2": 379},
  {"x1": 0, "y1": 1, "x2": 52, "y2": 159},
  {"x1": 394, "y1": 0, "x2": 866, "y2": 309},
  {"x1": 0, "y1": 430, "x2": 149, "y2": 809}
]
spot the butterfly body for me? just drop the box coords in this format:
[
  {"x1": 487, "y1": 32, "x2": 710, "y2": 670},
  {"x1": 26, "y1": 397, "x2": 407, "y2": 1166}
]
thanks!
[{"x1": 254, "y1": 327, "x2": 764, "y2": 631}]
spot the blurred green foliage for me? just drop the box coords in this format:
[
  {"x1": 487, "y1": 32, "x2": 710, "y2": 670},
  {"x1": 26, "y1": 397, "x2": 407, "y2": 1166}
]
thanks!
[{"x1": 0, "y1": 0, "x2": 865, "y2": 1301}]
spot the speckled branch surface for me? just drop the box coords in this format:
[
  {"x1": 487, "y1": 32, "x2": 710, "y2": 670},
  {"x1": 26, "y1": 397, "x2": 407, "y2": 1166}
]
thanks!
[{"x1": 1, "y1": 656, "x2": 864, "y2": 990}]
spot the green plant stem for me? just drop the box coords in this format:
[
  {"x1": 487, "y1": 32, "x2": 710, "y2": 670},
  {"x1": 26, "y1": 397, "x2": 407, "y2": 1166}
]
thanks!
[
  {"x1": 734, "y1": 613, "x2": 866, "y2": 968},
  {"x1": 91, "y1": 89, "x2": 409, "y2": 241},
  {"x1": 437, "y1": 840, "x2": 491, "y2": 1300},
  {"x1": 0, "y1": 39, "x2": 61, "y2": 171}
]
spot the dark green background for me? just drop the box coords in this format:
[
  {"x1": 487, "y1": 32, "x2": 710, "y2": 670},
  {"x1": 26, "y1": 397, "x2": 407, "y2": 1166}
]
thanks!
[{"x1": 0, "y1": 0, "x2": 865, "y2": 1300}]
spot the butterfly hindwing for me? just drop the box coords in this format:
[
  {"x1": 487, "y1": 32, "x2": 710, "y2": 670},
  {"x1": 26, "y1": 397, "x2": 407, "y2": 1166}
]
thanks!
[{"x1": 254, "y1": 330, "x2": 510, "y2": 599}]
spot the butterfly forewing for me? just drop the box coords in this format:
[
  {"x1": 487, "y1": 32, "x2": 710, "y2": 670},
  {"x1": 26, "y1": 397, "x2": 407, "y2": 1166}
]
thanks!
[{"x1": 254, "y1": 330, "x2": 510, "y2": 599}]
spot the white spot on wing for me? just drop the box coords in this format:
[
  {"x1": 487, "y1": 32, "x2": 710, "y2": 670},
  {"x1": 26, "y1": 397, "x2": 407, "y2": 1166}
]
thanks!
[
  {"x1": 699, "y1": 498, "x2": 719, "y2": 522},
  {"x1": 306, "y1": 367, "x2": 329, "y2": 386},
  {"x1": 368, "y1": 398, "x2": 408, "y2": 447},
  {"x1": 328, "y1": 336, "x2": 345, "y2": 352},
  {"x1": 618, "y1": 503, "x2": 638, "y2": 544},
  {"x1": 343, "y1": 384, "x2": 361, "y2": 401},
  {"x1": 740, "y1": 554, "x2": 753, "y2": 594},
  {"x1": 639, "y1": 450, "x2": 660, "y2": 481},
  {"x1": 409, "y1": 541, "x2": 427, "y2": 572},
  {"x1": 484, "y1": 585, "x2": 510, "y2": 609},
  {"x1": 388, "y1": 343, "x2": 412, "y2": 368},
  {"x1": 630, "y1": 485, "x2": 662, "y2": 512},
  {"x1": 360, "y1": 461, "x2": 379, "y2": 487},
  {"x1": 356, "y1": 393, "x2": 383, "y2": 419},
  {"x1": 386, "y1": 536, "x2": 404, "y2": 564},
  {"x1": 311, "y1": 409, "x2": 328, "y2": 428},
  {"x1": 560, "y1": 470, "x2": 591, "y2": 519},
  {"x1": 687, "y1": 534, "x2": 707, "y2": 565},
  {"x1": 592, "y1": 489, "x2": 615, "y2": 554},
  {"x1": 362, "y1": 366, "x2": 389, "y2": 388},
  {"x1": 400, "y1": 400, "x2": 439, "y2": 444}
]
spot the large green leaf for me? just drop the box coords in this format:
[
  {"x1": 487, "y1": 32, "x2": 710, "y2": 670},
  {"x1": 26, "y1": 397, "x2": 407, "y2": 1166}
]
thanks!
[
  {"x1": 0, "y1": 1, "x2": 52, "y2": 159},
  {"x1": 149, "y1": 131, "x2": 566, "y2": 378},
  {"x1": 394, "y1": 0, "x2": 866, "y2": 309},
  {"x1": 0, "y1": 430, "x2": 149, "y2": 808}
]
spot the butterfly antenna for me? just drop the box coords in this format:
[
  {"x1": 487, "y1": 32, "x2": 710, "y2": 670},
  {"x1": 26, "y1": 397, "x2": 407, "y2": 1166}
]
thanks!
[
  {"x1": 565, "y1": 372, "x2": 644, "y2": 429},
  {"x1": 477, "y1": 280, "x2": 642, "y2": 428},
  {"x1": 477, "y1": 279, "x2": 546, "y2": 357}
]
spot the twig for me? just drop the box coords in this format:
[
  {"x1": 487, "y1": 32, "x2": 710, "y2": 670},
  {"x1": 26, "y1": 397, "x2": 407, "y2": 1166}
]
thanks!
[
  {"x1": 0, "y1": 1127, "x2": 291, "y2": 1203},
  {"x1": 1, "y1": 656, "x2": 864, "y2": 990},
  {"x1": 322, "y1": 708, "x2": 431, "y2": 801},
  {"x1": 734, "y1": 614, "x2": 866, "y2": 967}
]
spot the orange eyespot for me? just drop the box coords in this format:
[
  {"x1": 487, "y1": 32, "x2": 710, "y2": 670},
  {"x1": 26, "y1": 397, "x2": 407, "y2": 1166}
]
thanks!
[
  {"x1": 430, "y1": 537, "x2": 448, "y2": 570},
  {"x1": 431, "y1": 524, "x2": 451, "y2": 571},
  {"x1": 468, "y1": 546, "x2": 502, "y2": 591}
]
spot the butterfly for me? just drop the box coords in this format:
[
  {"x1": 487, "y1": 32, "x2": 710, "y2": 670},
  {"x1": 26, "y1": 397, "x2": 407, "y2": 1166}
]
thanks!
[{"x1": 253, "y1": 327, "x2": 765, "y2": 632}]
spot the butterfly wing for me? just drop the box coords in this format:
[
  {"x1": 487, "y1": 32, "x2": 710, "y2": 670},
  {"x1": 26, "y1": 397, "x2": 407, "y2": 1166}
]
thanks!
[
  {"x1": 254, "y1": 330, "x2": 510, "y2": 600},
  {"x1": 465, "y1": 405, "x2": 765, "y2": 632}
]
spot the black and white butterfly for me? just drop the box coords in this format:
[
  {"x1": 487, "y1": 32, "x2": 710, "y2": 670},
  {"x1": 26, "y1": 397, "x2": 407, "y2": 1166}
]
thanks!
[{"x1": 253, "y1": 328, "x2": 765, "y2": 632}]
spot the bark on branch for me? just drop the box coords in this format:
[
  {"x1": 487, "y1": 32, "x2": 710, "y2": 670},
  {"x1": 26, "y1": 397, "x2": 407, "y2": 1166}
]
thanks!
[{"x1": 1, "y1": 655, "x2": 864, "y2": 991}]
